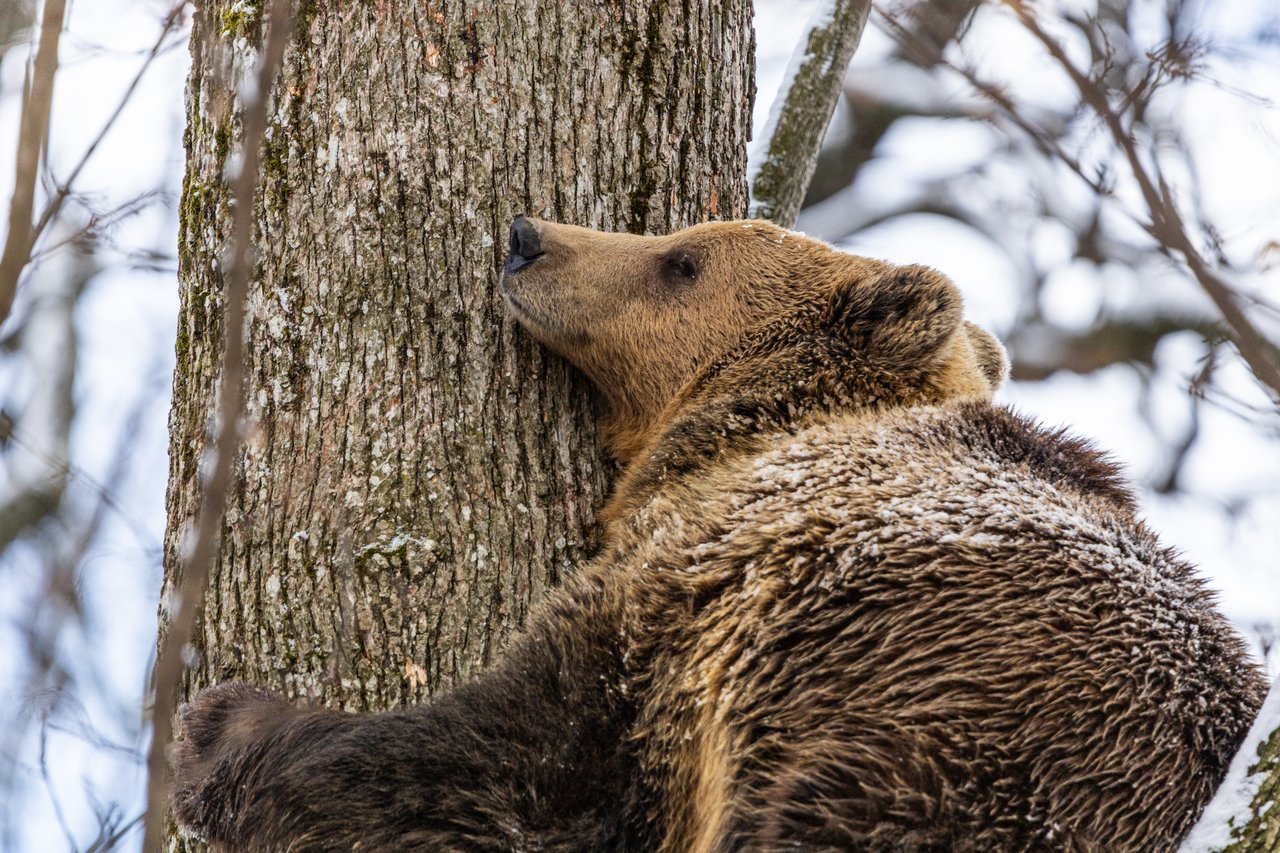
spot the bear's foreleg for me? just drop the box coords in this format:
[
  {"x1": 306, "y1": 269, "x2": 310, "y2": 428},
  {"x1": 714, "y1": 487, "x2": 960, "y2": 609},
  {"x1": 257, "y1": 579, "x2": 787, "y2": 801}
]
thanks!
[{"x1": 170, "y1": 583, "x2": 641, "y2": 851}]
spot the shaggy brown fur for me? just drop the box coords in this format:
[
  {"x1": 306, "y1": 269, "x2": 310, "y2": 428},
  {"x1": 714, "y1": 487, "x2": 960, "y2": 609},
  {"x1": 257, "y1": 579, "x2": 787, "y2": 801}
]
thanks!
[{"x1": 172, "y1": 218, "x2": 1265, "y2": 852}]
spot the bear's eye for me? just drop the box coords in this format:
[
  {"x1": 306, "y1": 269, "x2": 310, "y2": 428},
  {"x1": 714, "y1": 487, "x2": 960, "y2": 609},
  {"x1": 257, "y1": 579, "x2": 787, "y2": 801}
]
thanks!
[{"x1": 663, "y1": 252, "x2": 698, "y2": 282}]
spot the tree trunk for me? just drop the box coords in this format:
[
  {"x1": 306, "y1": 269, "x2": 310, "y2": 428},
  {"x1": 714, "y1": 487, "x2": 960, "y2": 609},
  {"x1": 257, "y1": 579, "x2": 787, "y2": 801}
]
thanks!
[{"x1": 161, "y1": 0, "x2": 752, "y2": 844}]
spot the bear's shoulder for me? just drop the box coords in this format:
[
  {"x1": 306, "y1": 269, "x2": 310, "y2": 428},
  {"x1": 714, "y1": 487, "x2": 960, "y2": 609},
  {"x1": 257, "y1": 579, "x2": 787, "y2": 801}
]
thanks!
[{"x1": 896, "y1": 400, "x2": 1137, "y2": 514}]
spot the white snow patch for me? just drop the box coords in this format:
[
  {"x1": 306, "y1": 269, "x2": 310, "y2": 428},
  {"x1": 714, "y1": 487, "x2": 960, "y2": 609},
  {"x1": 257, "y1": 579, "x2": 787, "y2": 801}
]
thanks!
[{"x1": 1179, "y1": 675, "x2": 1280, "y2": 852}]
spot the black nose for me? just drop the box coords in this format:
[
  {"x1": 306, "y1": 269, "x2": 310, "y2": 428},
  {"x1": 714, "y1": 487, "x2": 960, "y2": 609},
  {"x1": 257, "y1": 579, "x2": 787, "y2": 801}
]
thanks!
[{"x1": 509, "y1": 216, "x2": 542, "y2": 259}]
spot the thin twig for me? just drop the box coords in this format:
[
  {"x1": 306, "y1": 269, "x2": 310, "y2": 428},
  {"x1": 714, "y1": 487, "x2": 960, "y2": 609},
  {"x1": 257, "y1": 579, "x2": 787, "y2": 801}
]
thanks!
[
  {"x1": 29, "y1": 3, "x2": 187, "y2": 245},
  {"x1": 28, "y1": 190, "x2": 173, "y2": 264},
  {"x1": 38, "y1": 712, "x2": 80, "y2": 853},
  {"x1": 0, "y1": 414, "x2": 162, "y2": 556},
  {"x1": 0, "y1": 0, "x2": 67, "y2": 326},
  {"x1": 1003, "y1": 1, "x2": 1280, "y2": 403},
  {"x1": 83, "y1": 811, "x2": 144, "y2": 853},
  {"x1": 878, "y1": 1, "x2": 1280, "y2": 403},
  {"x1": 139, "y1": 0, "x2": 294, "y2": 849},
  {"x1": 874, "y1": 8, "x2": 1105, "y2": 198}
]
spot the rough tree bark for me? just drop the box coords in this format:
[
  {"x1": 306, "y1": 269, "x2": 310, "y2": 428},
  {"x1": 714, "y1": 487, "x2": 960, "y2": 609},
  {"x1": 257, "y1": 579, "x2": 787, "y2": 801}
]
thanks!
[{"x1": 161, "y1": 0, "x2": 753, "y2": 845}]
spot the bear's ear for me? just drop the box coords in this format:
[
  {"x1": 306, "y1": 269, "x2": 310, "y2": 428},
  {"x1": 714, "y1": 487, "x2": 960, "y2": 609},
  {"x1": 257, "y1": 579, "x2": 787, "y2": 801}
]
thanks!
[
  {"x1": 963, "y1": 321, "x2": 1009, "y2": 391},
  {"x1": 824, "y1": 263, "x2": 964, "y2": 371}
]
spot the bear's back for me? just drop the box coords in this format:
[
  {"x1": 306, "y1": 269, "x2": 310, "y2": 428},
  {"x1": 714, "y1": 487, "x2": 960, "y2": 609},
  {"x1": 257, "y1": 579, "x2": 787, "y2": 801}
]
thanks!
[{"x1": 620, "y1": 400, "x2": 1264, "y2": 852}]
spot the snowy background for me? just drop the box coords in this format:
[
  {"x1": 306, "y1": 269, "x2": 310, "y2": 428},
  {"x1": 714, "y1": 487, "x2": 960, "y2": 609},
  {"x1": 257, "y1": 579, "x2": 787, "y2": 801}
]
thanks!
[
  {"x1": 0, "y1": 0, "x2": 1276, "y2": 849},
  {"x1": 768, "y1": 0, "x2": 1280, "y2": 644}
]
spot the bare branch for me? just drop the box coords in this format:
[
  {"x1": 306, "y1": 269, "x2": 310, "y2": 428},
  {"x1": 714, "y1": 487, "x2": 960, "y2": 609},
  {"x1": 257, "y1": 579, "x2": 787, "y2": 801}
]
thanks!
[
  {"x1": 873, "y1": 8, "x2": 1106, "y2": 198},
  {"x1": 83, "y1": 811, "x2": 144, "y2": 853},
  {"x1": 801, "y1": 0, "x2": 982, "y2": 207},
  {"x1": 1006, "y1": 315, "x2": 1230, "y2": 382},
  {"x1": 1003, "y1": 2, "x2": 1280, "y2": 404},
  {"x1": 0, "y1": 227, "x2": 97, "y2": 554},
  {"x1": 38, "y1": 712, "x2": 79, "y2": 852},
  {"x1": 140, "y1": 0, "x2": 294, "y2": 847},
  {"x1": 749, "y1": 0, "x2": 872, "y2": 227},
  {"x1": 28, "y1": 3, "x2": 187, "y2": 248},
  {"x1": 29, "y1": 190, "x2": 173, "y2": 264},
  {"x1": 0, "y1": 0, "x2": 66, "y2": 326}
]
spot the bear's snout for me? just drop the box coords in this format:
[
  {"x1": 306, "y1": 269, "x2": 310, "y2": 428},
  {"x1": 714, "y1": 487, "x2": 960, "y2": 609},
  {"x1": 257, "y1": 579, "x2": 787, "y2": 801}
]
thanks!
[{"x1": 506, "y1": 216, "x2": 543, "y2": 274}]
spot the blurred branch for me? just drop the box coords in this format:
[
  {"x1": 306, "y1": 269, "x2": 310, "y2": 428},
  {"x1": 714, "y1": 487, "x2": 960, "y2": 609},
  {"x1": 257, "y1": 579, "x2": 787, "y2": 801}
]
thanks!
[
  {"x1": 1146, "y1": 343, "x2": 1213, "y2": 495},
  {"x1": 749, "y1": 0, "x2": 872, "y2": 227},
  {"x1": 38, "y1": 712, "x2": 79, "y2": 850},
  {"x1": 84, "y1": 811, "x2": 143, "y2": 853},
  {"x1": 1004, "y1": 2, "x2": 1280, "y2": 404},
  {"x1": 894, "y1": 0, "x2": 979, "y2": 66},
  {"x1": 0, "y1": 0, "x2": 33, "y2": 63},
  {"x1": 859, "y1": 1, "x2": 1280, "y2": 407},
  {"x1": 1006, "y1": 315, "x2": 1227, "y2": 381},
  {"x1": 802, "y1": 0, "x2": 980, "y2": 207},
  {"x1": 0, "y1": 229, "x2": 97, "y2": 554},
  {"x1": 30, "y1": 190, "x2": 173, "y2": 264},
  {"x1": 0, "y1": 0, "x2": 66, "y2": 327},
  {"x1": 875, "y1": 7, "x2": 1103, "y2": 196},
  {"x1": 140, "y1": 0, "x2": 294, "y2": 847},
  {"x1": 1, "y1": 367, "x2": 160, "y2": 843},
  {"x1": 29, "y1": 3, "x2": 187, "y2": 249}
]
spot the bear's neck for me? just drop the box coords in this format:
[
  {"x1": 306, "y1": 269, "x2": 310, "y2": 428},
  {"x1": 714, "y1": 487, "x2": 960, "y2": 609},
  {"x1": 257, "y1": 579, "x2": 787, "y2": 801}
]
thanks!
[
  {"x1": 600, "y1": 331, "x2": 949, "y2": 529},
  {"x1": 601, "y1": 405, "x2": 669, "y2": 464}
]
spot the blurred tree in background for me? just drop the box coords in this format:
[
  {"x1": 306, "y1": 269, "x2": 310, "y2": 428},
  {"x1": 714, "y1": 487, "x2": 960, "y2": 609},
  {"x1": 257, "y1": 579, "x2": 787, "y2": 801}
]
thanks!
[{"x1": 801, "y1": 0, "x2": 1279, "y2": 514}]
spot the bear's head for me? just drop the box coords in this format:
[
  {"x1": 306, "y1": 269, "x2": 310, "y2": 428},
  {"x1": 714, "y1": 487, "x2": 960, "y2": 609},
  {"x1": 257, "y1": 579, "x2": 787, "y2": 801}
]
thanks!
[{"x1": 500, "y1": 216, "x2": 1007, "y2": 462}]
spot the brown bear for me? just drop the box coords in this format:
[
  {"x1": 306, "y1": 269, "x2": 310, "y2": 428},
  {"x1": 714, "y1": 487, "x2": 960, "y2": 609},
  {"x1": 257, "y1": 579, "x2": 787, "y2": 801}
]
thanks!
[{"x1": 172, "y1": 216, "x2": 1266, "y2": 852}]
